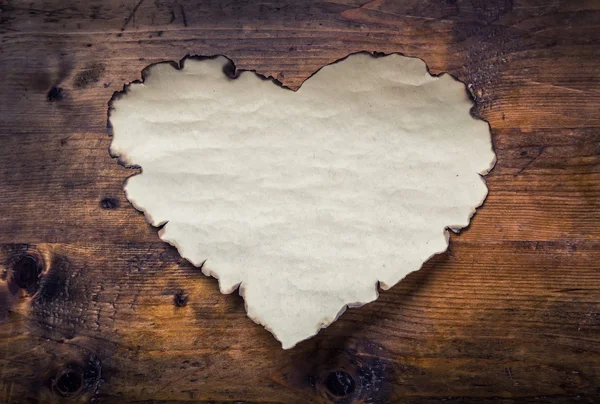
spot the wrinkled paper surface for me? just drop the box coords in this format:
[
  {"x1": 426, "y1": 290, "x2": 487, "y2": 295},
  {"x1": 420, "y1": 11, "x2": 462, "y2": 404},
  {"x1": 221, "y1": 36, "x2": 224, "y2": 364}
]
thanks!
[{"x1": 109, "y1": 53, "x2": 496, "y2": 348}]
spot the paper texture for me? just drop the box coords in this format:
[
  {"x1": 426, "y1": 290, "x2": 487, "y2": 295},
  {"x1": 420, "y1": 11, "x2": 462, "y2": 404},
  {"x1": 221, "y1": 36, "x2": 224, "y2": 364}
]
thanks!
[{"x1": 109, "y1": 53, "x2": 495, "y2": 348}]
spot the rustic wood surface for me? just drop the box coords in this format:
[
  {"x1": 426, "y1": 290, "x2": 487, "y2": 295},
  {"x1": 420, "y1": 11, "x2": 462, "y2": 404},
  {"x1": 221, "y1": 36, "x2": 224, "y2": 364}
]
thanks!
[{"x1": 1, "y1": 0, "x2": 599, "y2": 402}]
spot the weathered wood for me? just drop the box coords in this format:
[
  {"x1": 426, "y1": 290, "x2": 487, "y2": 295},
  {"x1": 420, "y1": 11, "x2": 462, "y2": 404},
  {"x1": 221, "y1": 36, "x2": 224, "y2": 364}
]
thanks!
[{"x1": 1, "y1": 0, "x2": 599, "y2": 402}]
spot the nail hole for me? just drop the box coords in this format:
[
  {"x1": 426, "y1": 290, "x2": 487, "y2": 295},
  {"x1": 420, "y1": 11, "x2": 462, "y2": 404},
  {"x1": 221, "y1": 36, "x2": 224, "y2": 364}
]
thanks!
[
  {"x1": 47, "y1": 87, "x2": 64, "y2": 102},
  {"x1": 100, "y1": 197, "x2": 119, "y2": 209},
  {"x1": 325, "y1": 370, "x2": 355, "y2": 397},
  {"x1": 174, "y1": 291, "x2": 188, "y2": 307},
  {"x1": 13, "y1": 255, "x2": 42, "y2": 293},
  {"x1": 54, "y1": 367, "x2": 84, "y2": 397}
]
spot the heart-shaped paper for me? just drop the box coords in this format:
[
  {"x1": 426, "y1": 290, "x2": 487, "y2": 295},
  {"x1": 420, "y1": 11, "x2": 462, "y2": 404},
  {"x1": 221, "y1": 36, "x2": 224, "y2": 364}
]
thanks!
[{"x1": 109, "y1": 53, "x2": 495, "y2": 348}]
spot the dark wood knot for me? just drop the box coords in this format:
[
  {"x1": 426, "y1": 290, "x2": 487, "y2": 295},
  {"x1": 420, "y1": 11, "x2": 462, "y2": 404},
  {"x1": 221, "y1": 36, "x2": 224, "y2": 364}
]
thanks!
[
  {"x1": 53, "y1": 365, "x2": 84, "y2": 398},
  {"x1": 325, "y1": 370, "x2": 355, "y2": 397},
  {"x1": 13, "y1": 255, "x2": 42, "y2": 294}
]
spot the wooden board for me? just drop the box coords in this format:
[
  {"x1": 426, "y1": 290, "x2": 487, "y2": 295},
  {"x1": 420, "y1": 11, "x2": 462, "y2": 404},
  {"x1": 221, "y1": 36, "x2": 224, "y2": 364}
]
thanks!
[{"x1": 1, "y1": 0, "x2": 599, "y2": 402}]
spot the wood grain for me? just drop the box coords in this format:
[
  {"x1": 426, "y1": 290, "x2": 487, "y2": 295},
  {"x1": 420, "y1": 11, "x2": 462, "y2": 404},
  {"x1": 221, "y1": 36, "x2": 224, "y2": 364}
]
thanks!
[{"x1": 1, "y1": 0, "x2": 599, "y2": 402}]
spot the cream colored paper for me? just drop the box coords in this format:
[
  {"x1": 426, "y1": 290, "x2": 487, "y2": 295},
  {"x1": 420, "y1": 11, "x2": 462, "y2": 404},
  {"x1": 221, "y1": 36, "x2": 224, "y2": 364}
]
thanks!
[{"x1": 109, "y1": 53, "x2": 495, "y2": 349}]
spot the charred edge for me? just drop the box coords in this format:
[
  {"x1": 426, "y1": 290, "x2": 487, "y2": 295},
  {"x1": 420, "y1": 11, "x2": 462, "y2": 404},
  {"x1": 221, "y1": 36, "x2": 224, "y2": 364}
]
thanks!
[
  {"x1": 461, "y1": 75, "x2": 497, "y2": 175},
  {"x1": 467, "y1": 85, "x2": 497, "y2": 179}
]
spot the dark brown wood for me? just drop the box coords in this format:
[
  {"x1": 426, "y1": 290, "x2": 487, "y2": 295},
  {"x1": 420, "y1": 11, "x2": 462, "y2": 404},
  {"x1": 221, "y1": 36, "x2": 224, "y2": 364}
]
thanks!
[{"x1": 1, "y1": 0, "x2": 599, "y2": 402}]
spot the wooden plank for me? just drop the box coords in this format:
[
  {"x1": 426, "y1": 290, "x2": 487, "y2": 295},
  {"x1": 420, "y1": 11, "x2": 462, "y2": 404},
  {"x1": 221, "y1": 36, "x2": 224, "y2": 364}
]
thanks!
[
  {"x1": 1, "y1": 241, "x2": 599, "y2": 402},
  {"x1": 1, "y1": 0, "x2": 599, "y2": 402}
]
